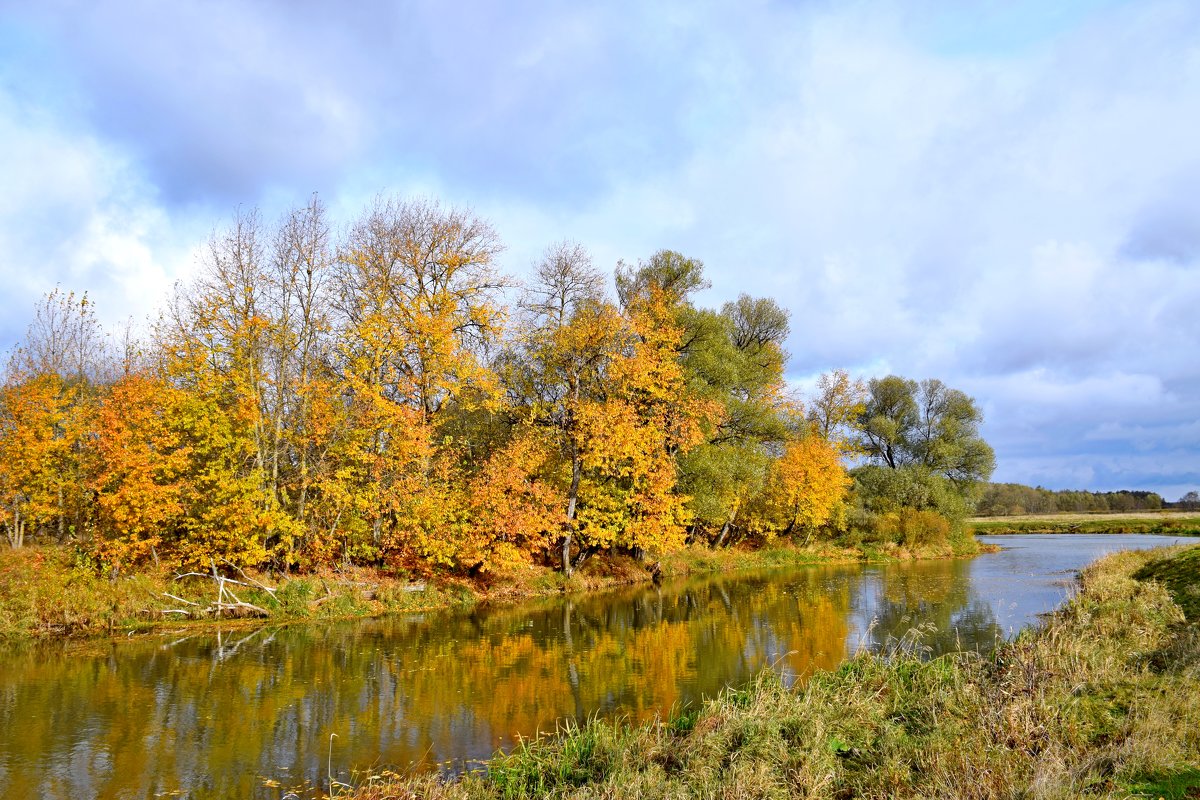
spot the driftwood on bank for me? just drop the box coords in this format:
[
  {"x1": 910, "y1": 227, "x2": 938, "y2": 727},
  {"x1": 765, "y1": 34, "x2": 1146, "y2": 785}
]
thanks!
[
  {"x1": 155, "y1": 562, "x2": 429, "y2": 619},
  {"x1": 160, "y1": 560, "x2": 274, "y2": 619}
]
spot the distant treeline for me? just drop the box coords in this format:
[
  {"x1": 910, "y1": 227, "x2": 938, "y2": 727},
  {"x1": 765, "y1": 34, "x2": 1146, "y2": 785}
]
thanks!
[{"x1": 976, "y1": 483, "x2": 1175, "y2": 516}]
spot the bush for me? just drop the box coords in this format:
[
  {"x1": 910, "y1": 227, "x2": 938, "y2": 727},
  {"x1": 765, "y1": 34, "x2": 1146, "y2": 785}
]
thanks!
[
  {"x1": 899, "y1": 509, "x2": 950, "y2": 549},
  {"x1": 851, "y1": 465, "x2": 972, "y2": 522},
  {"x1": 866, "y1": 508, "x2": 951, "y2": 550}
]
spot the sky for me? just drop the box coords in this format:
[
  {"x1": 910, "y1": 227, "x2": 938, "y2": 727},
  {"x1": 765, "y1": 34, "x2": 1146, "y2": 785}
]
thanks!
[{"x1": 0, "y1": 0, "x2": 1197, "y2": 499}]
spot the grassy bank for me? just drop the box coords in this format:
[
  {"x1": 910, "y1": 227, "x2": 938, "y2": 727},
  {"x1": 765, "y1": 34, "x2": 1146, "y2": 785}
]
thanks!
[
  {"x1": 342, "y1": 543, "x2": 1200, "y2": 800},
  {"x1": 971, "y1": 511, "x2": 1200, "y2": 536},
  {"x1": 0, "y1": 533, "x2": 985, "y2": 640}
]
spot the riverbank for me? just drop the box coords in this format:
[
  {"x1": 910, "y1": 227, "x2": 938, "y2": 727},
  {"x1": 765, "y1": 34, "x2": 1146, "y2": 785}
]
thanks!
[
  {"x1": 970, "y1": 510, "x2": 1200, "y2": 536},
  {"x1": 343, "y1": 543, "x2": 1200, "y2": 800},
  {"x1": 0, "y1": 533, "x2": 988, "y2": 640}
]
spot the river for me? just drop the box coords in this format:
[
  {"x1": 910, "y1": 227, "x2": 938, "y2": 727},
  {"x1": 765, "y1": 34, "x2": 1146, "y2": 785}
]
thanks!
[{"x1": 0, "y1": 533, "x2": 1189, "y2": 799}]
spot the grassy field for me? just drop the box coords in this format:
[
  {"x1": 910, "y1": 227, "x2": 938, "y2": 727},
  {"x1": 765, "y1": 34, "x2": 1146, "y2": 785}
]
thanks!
[
  {"x1": 339, "y1": 543, "x2": 1200, "y2": 800},
  {"x1": 970, "y1": 511, "x2": 1200, "y2": 536}
]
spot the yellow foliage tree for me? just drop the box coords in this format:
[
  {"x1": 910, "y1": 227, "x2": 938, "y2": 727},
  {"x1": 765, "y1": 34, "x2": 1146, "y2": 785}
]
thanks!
[
  {"x1": 0, "y1": 374, "x2": 80, "y2": 547},
  {"x1": 745, "y1": 429, "x2": 851, "y2": 542},
  {"x1": 571, "y1": 286, "x2": 721, "y2": 560}
]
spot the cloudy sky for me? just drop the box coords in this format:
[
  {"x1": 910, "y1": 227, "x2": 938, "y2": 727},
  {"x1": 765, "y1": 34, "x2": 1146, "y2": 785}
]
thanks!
[{"x1": 1, "y1": 0, "x2": 1197, "y2": 499}]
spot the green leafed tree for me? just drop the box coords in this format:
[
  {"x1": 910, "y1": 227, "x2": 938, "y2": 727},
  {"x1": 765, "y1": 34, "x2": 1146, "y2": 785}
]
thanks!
[
  {"x1": 853, "y1": 376, "x2": 994, "y2": 522},
  {"x1": 856, "y1": 376, "x2": 994, "y2": 487}
]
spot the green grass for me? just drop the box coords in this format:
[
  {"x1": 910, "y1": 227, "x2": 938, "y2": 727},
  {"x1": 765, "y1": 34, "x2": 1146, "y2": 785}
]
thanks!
[
  {"x1": 1134, "y1": 545, "x2": 1200, "y2": 621},
  {"x1": 342, "y1": 544, "x2": 1200, "y2": 800},
  {"x1": 1127, "y1": 769, "x2": 1200, "y2": 799}
]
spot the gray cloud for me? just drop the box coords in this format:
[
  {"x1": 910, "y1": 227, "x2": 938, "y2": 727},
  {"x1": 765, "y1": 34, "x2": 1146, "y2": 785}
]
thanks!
[{"x1": 8, "y1": 1, "x2": 749, "y2": 207}]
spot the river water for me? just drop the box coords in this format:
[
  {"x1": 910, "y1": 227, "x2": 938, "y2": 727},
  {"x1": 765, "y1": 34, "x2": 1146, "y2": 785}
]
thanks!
[{"x1": 0, "y1": 534, "x2": 1190, "y2": 799}]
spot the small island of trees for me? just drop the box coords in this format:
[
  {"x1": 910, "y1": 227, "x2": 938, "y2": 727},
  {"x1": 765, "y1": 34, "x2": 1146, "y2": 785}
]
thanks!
[{"x1": 0, "y1": 195, "x2": 994, "y2": 580}]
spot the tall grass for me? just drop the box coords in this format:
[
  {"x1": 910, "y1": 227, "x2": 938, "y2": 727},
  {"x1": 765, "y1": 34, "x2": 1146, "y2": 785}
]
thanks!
[
  {"x1": 0, "y1": 546, "x2": 162, "y2": 637},
  {"x1": 344, "y1": 545, "x2": 1200, "y2": 799}
]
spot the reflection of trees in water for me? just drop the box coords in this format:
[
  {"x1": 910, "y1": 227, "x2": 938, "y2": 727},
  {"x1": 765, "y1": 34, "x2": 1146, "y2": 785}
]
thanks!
[
  {"x1": 0, "y1": 566, "x2": 860, "y2": 800},
  {"x1": 848, "y1": 559, "x2": 1004, "y2": 656}
]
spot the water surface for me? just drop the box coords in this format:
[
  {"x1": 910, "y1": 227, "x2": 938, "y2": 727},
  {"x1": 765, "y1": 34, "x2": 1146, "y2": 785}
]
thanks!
[{"x1": 0, "y1": 533, "x2": 1188, "y2": 799}]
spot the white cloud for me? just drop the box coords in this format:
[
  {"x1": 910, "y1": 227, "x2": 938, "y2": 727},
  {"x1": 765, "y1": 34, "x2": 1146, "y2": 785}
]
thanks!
[
  {"x1": 0, "y1": 86, "x2": 197, "y2": 348},
  {"x1": 1, "y1": 0, "x2": 1197, "y2": 494}
]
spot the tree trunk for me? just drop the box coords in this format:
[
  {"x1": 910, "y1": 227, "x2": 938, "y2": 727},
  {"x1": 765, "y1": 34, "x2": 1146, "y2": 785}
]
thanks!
[
  {"x1": 7, "y1": 506, "x2": 24, "y2": 549},
  {"x1": 562, "y1": 446, "x2": 582, "y2": 575},
  {"x1": 561, "y1": 533, "x2": 572, "y2": 575}
]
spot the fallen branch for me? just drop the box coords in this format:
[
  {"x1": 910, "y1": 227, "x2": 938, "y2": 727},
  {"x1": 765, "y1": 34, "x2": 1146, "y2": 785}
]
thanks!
[
  {"x1": 160, "y1": 562, "x2": 273, "y2": 619},
  {"x1": 174, "y1": 571, "x2": 260, "y2": 591},
  {"x1": 221, "y1": 558, "x2": 277, "y2": 597}
]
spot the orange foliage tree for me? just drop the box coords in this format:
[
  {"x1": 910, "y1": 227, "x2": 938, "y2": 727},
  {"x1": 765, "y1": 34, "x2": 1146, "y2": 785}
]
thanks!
[
  {"x1": 88, "y1": 373, "x2": 190, "y2": 568},
  {"x1": 0, "y1": 375, "x2": 80, "y2": 547}
]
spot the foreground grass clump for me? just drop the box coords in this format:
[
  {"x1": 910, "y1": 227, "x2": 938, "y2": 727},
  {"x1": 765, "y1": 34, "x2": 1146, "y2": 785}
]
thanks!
[{"x1": 344, "y1": 545, "x2": 1200, "y2": 800}]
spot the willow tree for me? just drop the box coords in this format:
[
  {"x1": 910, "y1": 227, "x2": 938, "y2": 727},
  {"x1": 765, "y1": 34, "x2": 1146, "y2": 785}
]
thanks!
[{"x1": 853, "y1": 375, "x2": 995, "y2": 520}]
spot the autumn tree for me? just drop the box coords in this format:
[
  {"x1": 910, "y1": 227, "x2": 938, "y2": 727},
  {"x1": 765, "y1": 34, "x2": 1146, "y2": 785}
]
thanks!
[
  {"x1": 807, "y1": 368, "x2": 867, "y2": 453},
  {"x1": 156, "y1": 206, "x2": 325, "y2": 566},
  {"x1": 0, "y1": 289, "x2": 111, "y2": 547},
  {"x1": 265, "y1": 196, "x2": 336, "y2": 562},
  {"x1": 743, "y1": 429, "x2": 851, "y2": 543},
  {"x1": 335, "y1": 196, "x2": 506, "y2": 420},
  {"x1": 0, "y1": 375, "x2": 73, "y2": 547},
  {"x1": 88, "y1": 373, "x2": 190, "y2": 568},
  {"x1": 328, "y1": 197, "x2": 507, "y2": 567},
  {"x1": 568, "y1": 290, "x2": 706, "y2": 562},
  {"x1": 506, "y1": 241, "x2": 622, "y2": 572},
  {"x1": 457, "y1": 425, "x2": 564, "y2": 572}
]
